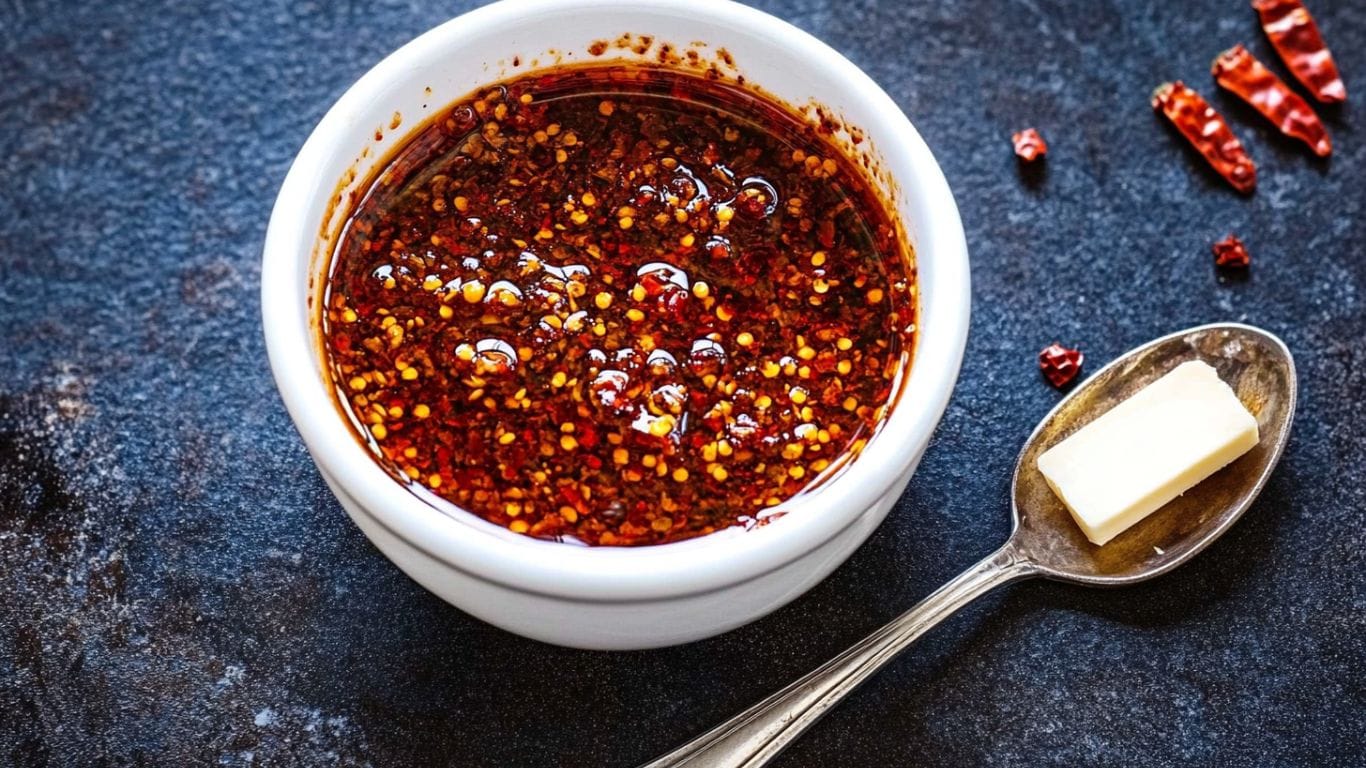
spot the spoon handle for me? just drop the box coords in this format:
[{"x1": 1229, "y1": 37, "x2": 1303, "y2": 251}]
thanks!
[{"x1": 639, "y1": 543, "x2": 1036, "y2": 768}]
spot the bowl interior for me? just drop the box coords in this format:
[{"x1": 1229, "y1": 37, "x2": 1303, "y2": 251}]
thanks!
[{"x1": 263, "y1": 0, "x2": 970, "y2": 601}]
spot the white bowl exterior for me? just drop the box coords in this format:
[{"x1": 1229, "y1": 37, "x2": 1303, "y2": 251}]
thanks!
[
  {"x1": 263, "y1": 0, "x2": 969, "y2": 649},
  {"x1": 324, "y1": 454, "x2": 922, "y2": 649}
]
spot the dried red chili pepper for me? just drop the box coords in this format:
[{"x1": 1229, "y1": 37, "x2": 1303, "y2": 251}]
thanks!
[
  {"x1": 1152, "y1": 82, "x2": 1257, "y2": 194},
  {"x1": 1039, "y1": 343, "x2": 1084, "y2": 388},
  {"x1": 1252, "y1": 0, "x2": 1346, "y2": 104},
  {"x1": 1012, "y1": 128, "x2": 1047, "y2": 162},
  {"x1": 1213, "y1": 45, "x2": 1331, "y2": 157},
  {"x1": 1212, "y1": 234, "x2": 1251, "y2": 268}
]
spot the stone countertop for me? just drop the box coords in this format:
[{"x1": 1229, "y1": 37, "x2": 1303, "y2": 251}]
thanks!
[{"x1": 2, "y1": 0, "x2": 1362, "y2": 765}]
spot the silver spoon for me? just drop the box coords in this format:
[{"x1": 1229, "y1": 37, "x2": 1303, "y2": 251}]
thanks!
[{"x1": 643, "y1": 322, "x2": 1297, "y2": 768}]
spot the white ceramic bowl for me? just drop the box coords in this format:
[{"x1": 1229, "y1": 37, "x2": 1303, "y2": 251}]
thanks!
[{"x1": 262, "y1": 0, "x2": 969, "y2": 650}]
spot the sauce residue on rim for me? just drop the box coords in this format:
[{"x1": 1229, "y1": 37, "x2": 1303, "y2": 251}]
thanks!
[{"x1": 320, "y1": 64, "x2": 917, "y2": 545}]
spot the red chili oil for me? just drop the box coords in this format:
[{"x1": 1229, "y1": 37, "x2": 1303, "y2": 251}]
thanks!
[{"x1": 321, "y1": 65, "x2": 917, "y2": 546}]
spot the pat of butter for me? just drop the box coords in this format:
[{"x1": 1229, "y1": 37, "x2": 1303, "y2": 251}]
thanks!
[{"x1": 1037, "y1": 360, "x2": 1259, "y2": 546}]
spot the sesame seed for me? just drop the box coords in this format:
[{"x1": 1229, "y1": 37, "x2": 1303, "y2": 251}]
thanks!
[
  {"x1": 461, "y1": 280, "x2": 486, "y2": 303},
  {"x1": 649, "y1": 416, "x2": 675, "y2": 437}
]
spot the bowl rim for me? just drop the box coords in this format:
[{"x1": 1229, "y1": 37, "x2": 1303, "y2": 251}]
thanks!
[{"x1": 262, "y1": 0, "x2": 970, "y2": 602}]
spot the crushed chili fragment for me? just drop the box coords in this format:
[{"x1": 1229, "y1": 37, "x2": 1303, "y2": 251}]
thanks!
[
  {"x1": 1212, "y1": 234, "x2": 1251, "y2": 268},
  {"x1": 1039, "y1": 343, "x2": 1084, "y2": 388},
  {"x1": 322, "y1": 65, "x2": 916, "y2": 546},
  {"x1": 1252, "y1": 0, "x2": 1346, "y2": 104},
  {"x1": 1011, "y1": 128, "x2": 1047, "y2": 162},
  {"x1": 1152, "y1": 81, "x2": 1257, "y2": 194},
  {"x1": 1213, "y1": 44, "x2": 1331, "y2": 157}
]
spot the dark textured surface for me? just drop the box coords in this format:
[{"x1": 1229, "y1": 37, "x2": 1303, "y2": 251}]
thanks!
[{"x1": 2, "y1": 0, "x2": 1363, "y2": 765}]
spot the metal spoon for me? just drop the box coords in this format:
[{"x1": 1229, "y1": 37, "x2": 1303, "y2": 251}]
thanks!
[{"x1": 643, "y1": 322, "x2": 1297, "y2": 768}]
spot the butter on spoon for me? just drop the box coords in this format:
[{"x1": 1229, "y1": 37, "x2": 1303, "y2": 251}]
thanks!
[
  {"x1": 642, "y1": 323, "x2": 1296, "y2": 768},
  {"x1": 1037, "y1": 360, "x2": 1260, "y2": 546}
]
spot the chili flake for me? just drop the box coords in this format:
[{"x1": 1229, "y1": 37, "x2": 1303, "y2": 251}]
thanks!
[
  {"x1": 1212, "y1": 235, "x2": 1251, "y2": 268},
  {"x1": 1039, "y1": 343, "x2": 1084, "y2": 388},
  {"x1": 1012, "y1": 128, "x2": 1048, "y2": 162},
  {"x1": 321, "y1": 65, "x2": 916, "y2": 546}
]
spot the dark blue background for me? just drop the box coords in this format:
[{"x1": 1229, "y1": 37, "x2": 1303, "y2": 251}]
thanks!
[{"x1": 2, "y1": 1, "x2": 1362, "y2": 765}]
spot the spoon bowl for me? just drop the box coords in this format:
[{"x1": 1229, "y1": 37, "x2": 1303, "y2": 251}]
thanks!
[
  {"x1": 644, "y1": 322, "x2": 1297, "y2": 768},
  {"x1": 1011, "y1": 322, "x2": 1298, "y2": 585}
]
